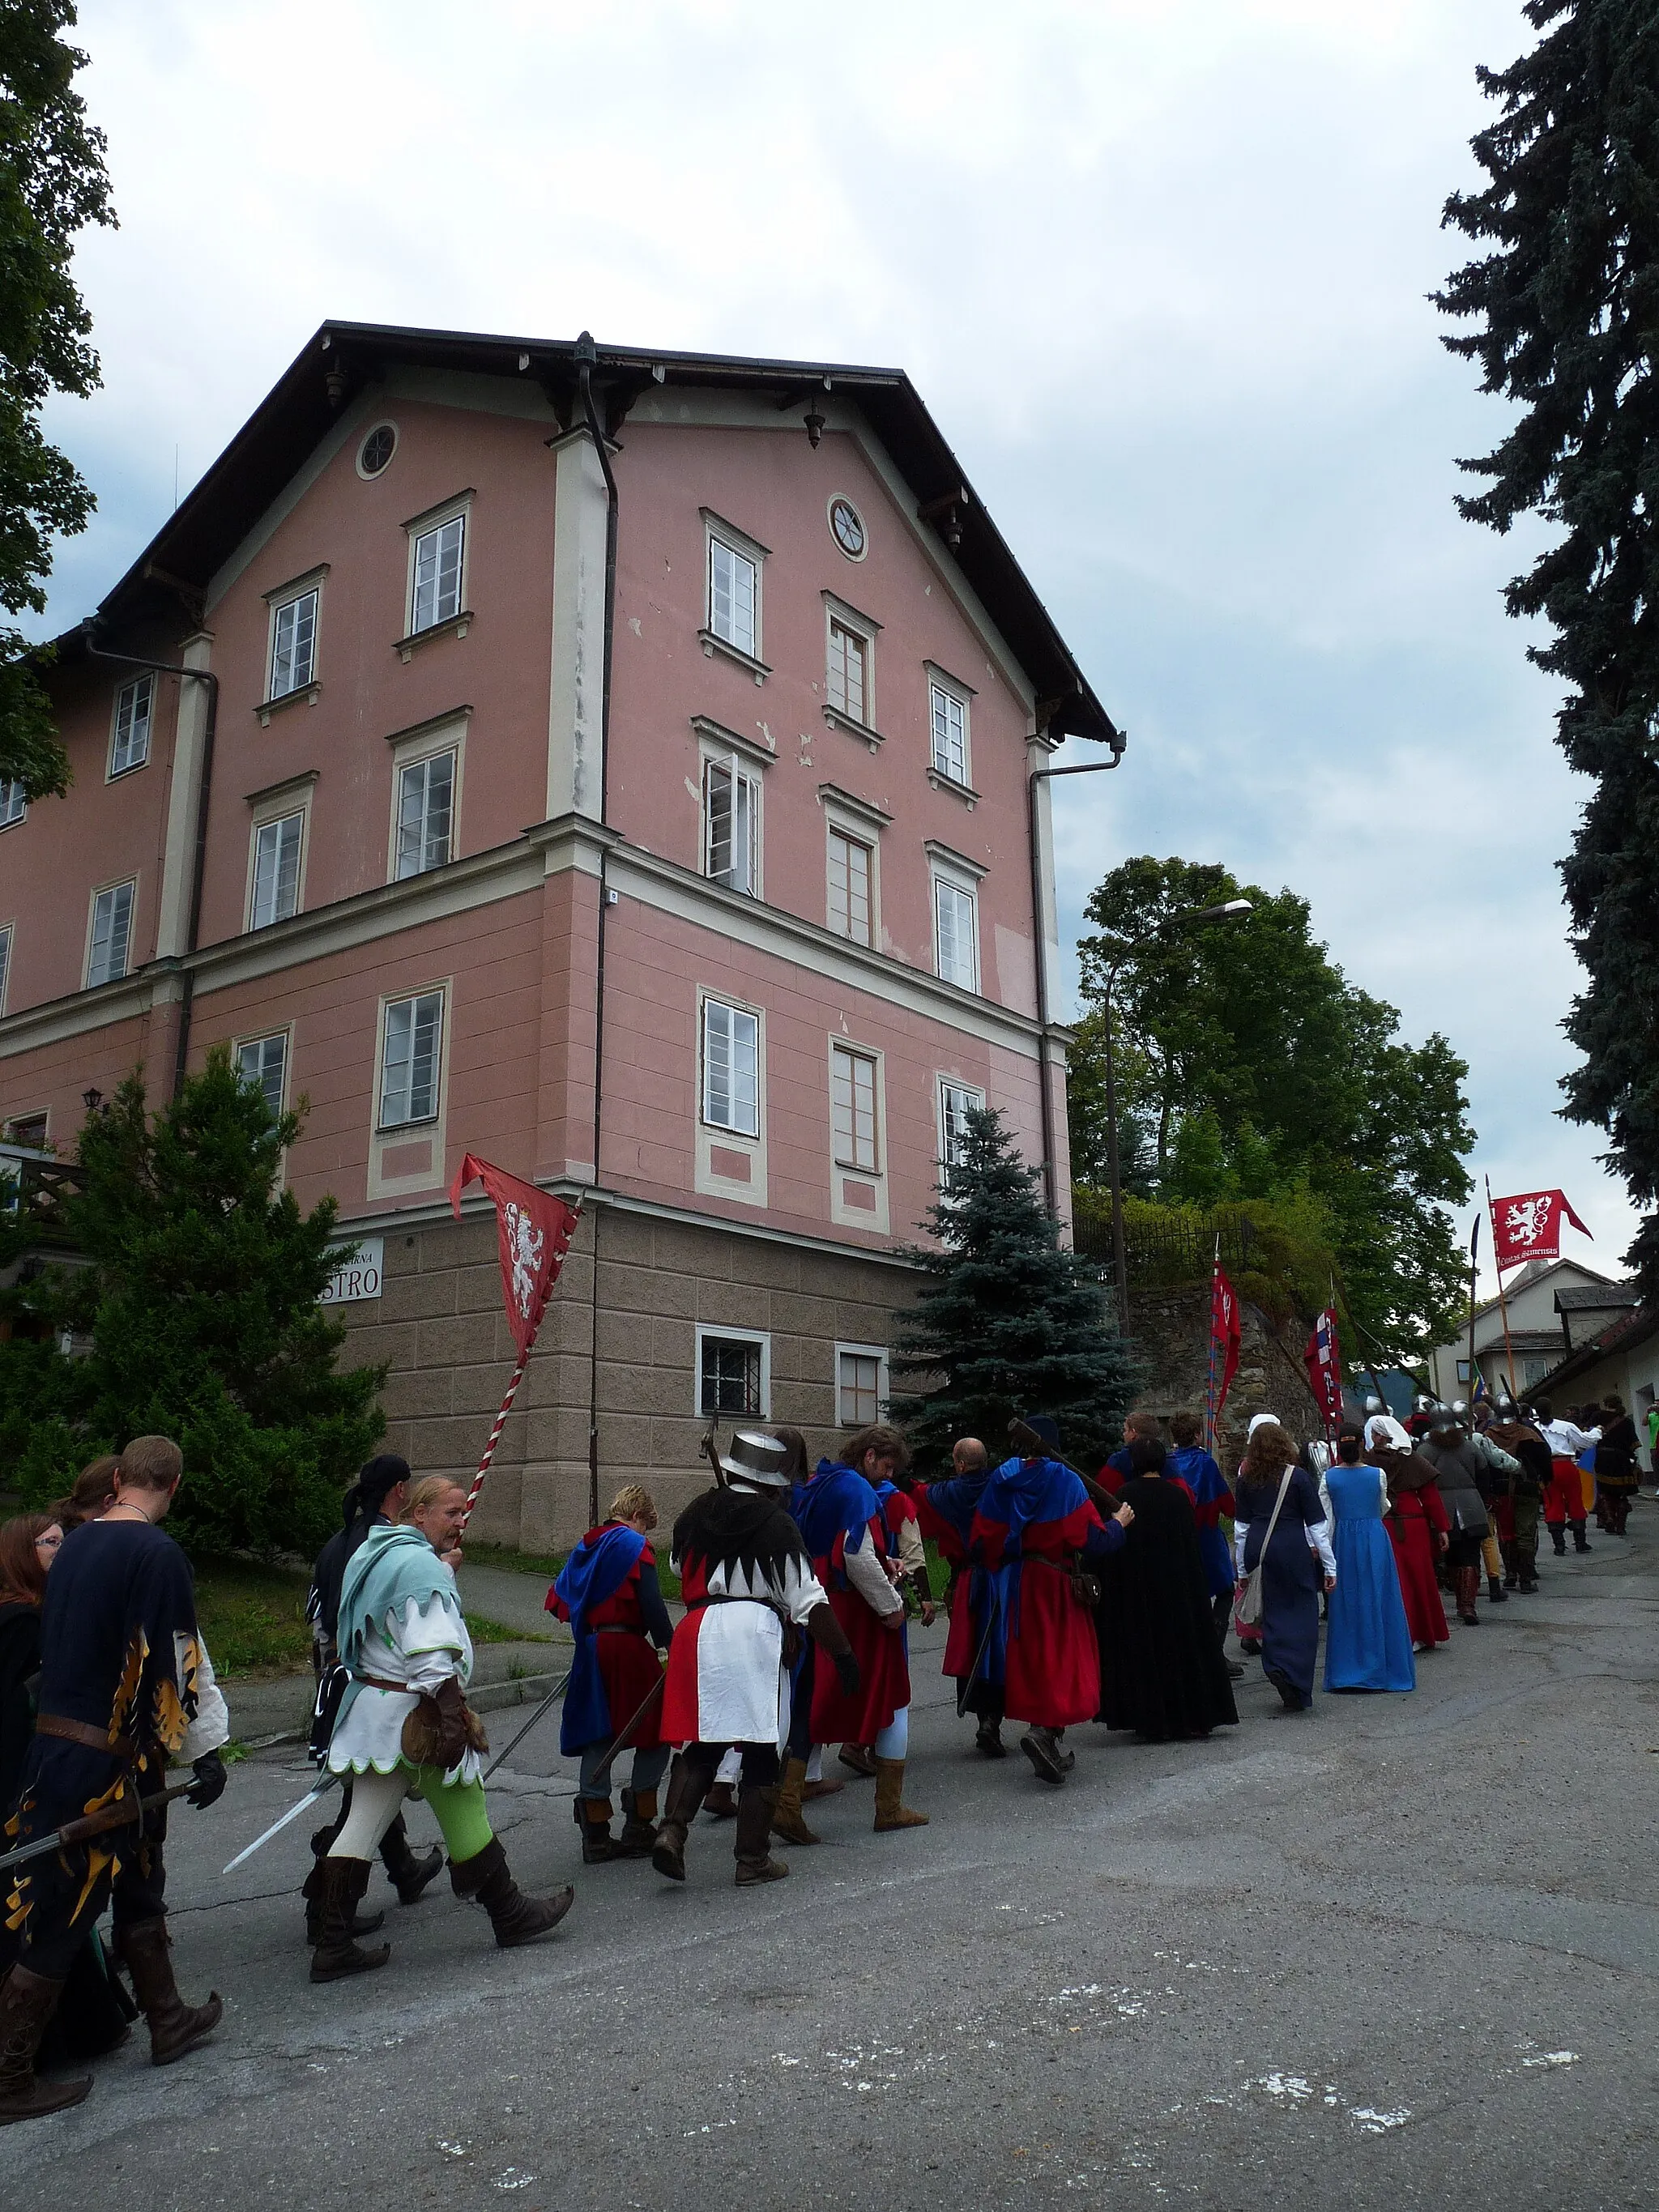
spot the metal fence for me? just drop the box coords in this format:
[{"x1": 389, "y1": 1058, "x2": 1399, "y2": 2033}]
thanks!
[{"x1": 1072, "y1": 1208, "x2": 1256, "y2": 1286}]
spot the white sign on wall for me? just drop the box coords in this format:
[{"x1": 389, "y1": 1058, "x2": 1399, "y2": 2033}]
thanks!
[{"x1": 321, "y1": 1237, "x2": 384, "y2": 1305}]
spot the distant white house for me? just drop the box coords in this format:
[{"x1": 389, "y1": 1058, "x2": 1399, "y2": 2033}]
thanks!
[{"x1": 1426, "y1": 1258, "x2": 1623, "y2": 1403}]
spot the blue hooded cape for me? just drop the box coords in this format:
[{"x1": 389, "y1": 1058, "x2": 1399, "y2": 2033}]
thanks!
[
  {"x1": 791, "y1": 1460, "x2": 880, "y2": 1578},
  {"x1": 552, "y1": 1524, "x2": 647, "y2": 1753}
]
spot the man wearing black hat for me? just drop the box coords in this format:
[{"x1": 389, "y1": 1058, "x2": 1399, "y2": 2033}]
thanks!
[
  {"x1": 652, "y1": 1432, "x2": 859, "y2": 1887},
  {"x1": 301, "y1": 1455, "x2": 444, "y2": 1943}
]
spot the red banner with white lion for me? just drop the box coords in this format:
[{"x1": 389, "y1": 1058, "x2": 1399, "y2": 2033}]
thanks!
[
  {"x1": 1489, "y1": 1187, "x2": 1591, "y2": 1272},
  {"x1": 448, "y1": 1153, "x2": 579, "y2": 1355}
]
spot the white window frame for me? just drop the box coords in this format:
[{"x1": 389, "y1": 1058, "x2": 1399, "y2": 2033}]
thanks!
[
  {"x1": 817, "y1": 784, "x2": 888, "y2": 948},
  {"x1": 693, "y1": 1324, "x2": 772, "y2": 1421},
  {"x1": 243, "y1": 774, "x2": 315, "y2": 932},
  {"x1": 249, "y1": 810, "x2": 305, "y2": 931},
  {"x1": 410, "y1": 512, "x2": 467, "y2": 635},
  {"x1": 267, "y1": 582, "x2": 321, "y2": 703},
  {"x1": 826, "y1": 1035, "x2": 888, "y2": 1233},
  {"x1": 699, "y1": 509, "x2": 769, "y2": 679},
  {"x1": 821, "y1": 592, "x2": 881, "y2": 741},
  {"x1": 926, "y1": 664, "x2": 975, "y2": 790},
  {"x1": 830, "y1": 1042, "x2": 881, "y2": 1174},
  {"x1": 5, "y1": 1110, "x2": 48, "y2": 1149},
  {"x1": 108, "y1": 673, "x2": 154, "y2": 779},
  {"x1": 394, "y1": 747, "x2": 458, "y2": 880},
  {"x1": 936, "y1": 1076, "x2": 987, "y2": 1176},
  {"x1": 932, "y1": 874, "x2": 980, "y2": 993},
  {"x1": 84, "y1": 877, "x2": 136, "y2": 988},
  {"x1": 235, "y1": 1029, "x2": 291, "y2": 1123},
  {"x1": 701, "y1": 995, "x2": 761, "y2": 1139},
  {"x1": 0, "y1": 921, "x2": 11, "y2": 1015},
  {"x1": 825, "y1": 824, "x2": 873, "y2": 945},
  {"x1": 702, "y1": 752, "x2": 761, "y2": 897},
  {"x1": 377, "y1": 987, "x2": 447, "y2": 1131},
  {"x1": 0, "y1": 780, "x2": 26, "y2": 829},
  {"x1": 385, "y1": 713, "x2": 468, "y2": 883},
  {"x1": 834, "y1": 1342, "x2": 889, "y2": 1428}
]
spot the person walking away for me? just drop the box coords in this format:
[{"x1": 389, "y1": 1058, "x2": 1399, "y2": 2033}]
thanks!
[
  {"x1": 1366, "y1": 1415, "x2": 1451, "y2": 1653},
  {"x1": 655, "y1": 1431, "x2": 857, "y2": 1886},
  {"x1": 968, "y1": 1417, "x2": 1132, "y2": 1784},
  {"x1": 315, "y1": 1477, "x2": 574, "y2": 1981},
  {"x1": 915, "y1": 1438, "x2": 1006, "y2": 1756},
  {"x1": 0, "y1": 1438, "x2": 227, "y2": 2124},
  {"x1": 1418, "y1": 1412, "x2": 1499, "y2": 1626},
  {"x1": 1100, "y1": 1408, "x2": 1163, "y2": 1491},
  {"x1": 1234, "y1": 1422, "x2": 1335, "y2": 1711},
  {"x1": 1486, "y1": 1413, "x2": 1549, "y2": 1592},
  {"x1": 1320, "y1": 1426, "x2": 1414, "y2": 1693},
  {"x1": 303, "y1": 1454, "x2": 446, "y2": 1945},
  {"x1": 1535, "y1": 1399, "x2": 1598, "y2": 1554},
  {"x1": 1165, "y1": 1410, "x2": 1243, "y2": 1679},
  {"x1": 1592, "y1": 1397, "x2": 1640, "y2": 1536},
  {"x1": 0, "y1": 1515, "x2": 137, "y2": 2069},
  {"x1": 549, "y1": 1485, "x2": 672, "y2": 1862},
  {"x1": 1094, "y1": 1436, "x2": 1239, "y2": 1740},
  {"x1": 789, "y1": 1426, "x2": 926, "y2": 1835},
  {"x1": 1465, "y1": 1412, "x2": 1522, "y2": 1602}
]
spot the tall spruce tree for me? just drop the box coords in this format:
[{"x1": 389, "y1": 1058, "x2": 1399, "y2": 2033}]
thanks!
[
  {"x1": 887, "y1": 1106, "x2": 1134, "y2": 1468},
  {"x1": 1436, "y1": 0, "x2": 1659, "y2": 1288},
  {"x1": 0, "y1": 1047, "x2": 385, "y2": 1557}
]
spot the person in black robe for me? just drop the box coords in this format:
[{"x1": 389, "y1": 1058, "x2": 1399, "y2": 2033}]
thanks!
[{"x1": 1094, "y1": 1437, "x2": 1240, "y2": 1741}]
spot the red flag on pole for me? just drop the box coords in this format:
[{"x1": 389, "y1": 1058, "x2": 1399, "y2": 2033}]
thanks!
[
  {"x1": 1209, "y1": 1264, "x2": 1243, "y2": 1426},
  {"x1": 449, "y1": 1153, "x2": 579, "y2": 1355},
  {"x1": 1489, "y1": 1188, "x2": 1591, "y2": 1272},
  {"x1": 447, "y1": 1157, "x2": 580, "y2": 1529},
  {"x1": 1303, "y1": 1306, "x2": 1342, "y2": 1432}
]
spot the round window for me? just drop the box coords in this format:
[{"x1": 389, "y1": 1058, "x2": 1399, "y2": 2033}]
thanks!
[
  {"x1": 829, "y1": 495, "x2": 868, "y2": 561},
  {"x1": 357, "y1": 423, "x2": 398, "y2": 479}
]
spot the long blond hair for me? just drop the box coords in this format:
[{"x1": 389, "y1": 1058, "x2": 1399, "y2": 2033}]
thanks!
[{"x1": 399, "y1": 1475, "x2": 464, "y2": 1522}]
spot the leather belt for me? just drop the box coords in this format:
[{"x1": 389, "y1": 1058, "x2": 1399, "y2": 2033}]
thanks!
[
  {"x1": 595, "y1": 1624, "x2": 643, "y2": 1636},
  {"x1": 36, "y1": 1714, "x2": 138, "y2": 1762},
  {"x1": 354, "y1": 1673, "x2": 414, "y2": 1694}
]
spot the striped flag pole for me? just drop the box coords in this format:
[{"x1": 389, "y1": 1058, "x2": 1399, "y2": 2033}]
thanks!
[
  {"x1": 1204, "y1": 1235, "x2": 1221, "y2": 1454},
  {"x1": 458, "y1": 1336, "x2": 536, "y2": 1533}
]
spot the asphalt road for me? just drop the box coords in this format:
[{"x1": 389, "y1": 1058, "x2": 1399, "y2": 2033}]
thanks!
[{"x1": 5, "y1": 1508, "x2": 1657, "y2": 2210}]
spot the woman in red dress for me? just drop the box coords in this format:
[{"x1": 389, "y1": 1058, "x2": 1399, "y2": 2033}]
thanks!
[{"x1": 1365, "y1": 1415, "x2": 1448, "y2": 1652}]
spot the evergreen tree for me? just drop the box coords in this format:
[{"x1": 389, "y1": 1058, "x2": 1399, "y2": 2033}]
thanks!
[
  {"x1": 1435, "y1": 1, "x2": 1659, "y2": 1289},
  {"x1": 887, "y1": 1106, "x2": 1134, "y2": 1468},
  {"x1": 0, "y1": 4, "x2": 116, "y2": 799},
  {"x1": 0, "y1": 1047, "x2": 385, "y2": 1556}
]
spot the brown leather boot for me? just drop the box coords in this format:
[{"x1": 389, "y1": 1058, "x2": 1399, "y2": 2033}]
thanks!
[
  {"x1": 838, "y1": 1742, "x2": 877, "y2": 1779},
  {"x1": 654, "y1": 1754, "x2": 706, "y2": 1881},
  {"x1": 701, "y1": 1780, "x2": 738, "y2": 1818},
  {"x1": 0, "y1": 1965, "x2": 91, "y2": 2125},
  {"x1": 113, "y1": 1918, "x2": 223, "y2": 2065},
  {"x1": 872, "y1": 1758, "x2": 928, "y2": 1831},
  {"x1": 303, "y1": 1845, "x2": 386, "y2": 1945},
  {"x1": 801, "y1": 1776, "x2": 843, "y2": 1801},
  {"x1": 734, "y1": 1784, "x2": 788, "y2": 1884},
  {"x1": 770, "y1": 1758, "x2": 821, "y2": 1846},
  {"x1": 452, "y1": 1837, "x2": 574, "y2": 1949},
  {"x1": 1456, "y1": 1565, "x2": 1481, "y2": 1624},
  {"x1": 575, "y1": 1795, "x2": 616, "y2": 1864},
  {"x1": 309, "y1": 1857, "x2": 392, "y2": 1983},
  {"x1": 615, "y1": 1788, "x2": 658, "y2": 1856},
  {"x1": 377, "y1": 1813, "x2": 445, "y2": 1905}
]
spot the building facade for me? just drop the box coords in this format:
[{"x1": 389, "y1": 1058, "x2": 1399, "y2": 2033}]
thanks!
[
  {"x1": 1426, "y1": 1257, "x2": 1618, "y2": 1404},
  {"x1": 0, "y1": 324, "x2": 1120, "y2": 1546}
]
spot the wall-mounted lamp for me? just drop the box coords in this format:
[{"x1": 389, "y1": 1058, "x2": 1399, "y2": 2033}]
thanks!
[
  {"x1": 804, "y1": 406, "x2": 825, "y2": 449},
  {"x1": 82, "y1": 1086, "x2": 103, "y2": 1112}
]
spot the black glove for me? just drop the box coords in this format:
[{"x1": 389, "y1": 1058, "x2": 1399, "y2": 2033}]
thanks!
[
  {"x1": 187, "y1": 1750, "x2": 227, "y2": 1809},
  {"x1": 834, "y1": 1650, "x2": 861, "y2": 1699}
]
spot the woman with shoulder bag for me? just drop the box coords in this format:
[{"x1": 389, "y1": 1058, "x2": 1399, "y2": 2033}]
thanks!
[{"x1": 1233, "y1": 1424, "x2": 1335, "y2": 1712}]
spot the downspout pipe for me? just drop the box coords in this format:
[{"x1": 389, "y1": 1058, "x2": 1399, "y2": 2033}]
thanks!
[
  {"x1": 1027, "y1": 726, "x2": 1127, "y2": 1221},
  {"x1": 576, "y1": 334, "x2": 618, "y2": 1528},
  {"x1": 82, "y1": 624, "x2": 219, "y2": 1102}
]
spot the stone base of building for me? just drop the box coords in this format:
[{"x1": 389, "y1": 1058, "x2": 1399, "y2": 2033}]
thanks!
[{"x1": 333, "y1": 1199, "x2": 919, "y2": 1551}]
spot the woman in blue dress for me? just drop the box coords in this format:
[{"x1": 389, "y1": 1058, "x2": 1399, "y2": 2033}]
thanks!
[
  {"x1": 1319, "y1": 1424, "x2": 1415, "y2": 1693},
  {"x1": 1233, "y1": 1422, "x2": 1334, "y2": 1711}
]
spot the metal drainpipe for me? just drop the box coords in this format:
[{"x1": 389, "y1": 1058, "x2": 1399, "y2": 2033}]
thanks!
[
  {"x1": 576, "y1": 335, "x2": 618, "y2": 1528},
  {"x1": 83, "y1": 627, "x2": 219, "y2": 1100},
  {"x1": 1026, "y1": 734, "x2": 1126, "y2": 1218}
]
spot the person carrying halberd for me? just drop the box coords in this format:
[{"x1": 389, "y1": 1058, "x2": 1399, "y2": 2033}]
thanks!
[
  {"x1": 312, "y1": 1475, "x2": 573, "y2": 1982},
  {"x1": 653, "y1": 1431, "x2": 859, "y2": 1887}
]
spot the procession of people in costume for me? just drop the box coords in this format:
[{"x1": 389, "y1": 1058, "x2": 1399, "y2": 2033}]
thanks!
[{"x1": 0, "y1": 1384, "x2": 1637, "y2": 2125}]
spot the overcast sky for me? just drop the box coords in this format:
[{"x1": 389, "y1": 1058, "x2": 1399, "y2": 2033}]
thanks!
[{"x1": 36, "y1": 0, "x2": 1623, "y2": 1299}]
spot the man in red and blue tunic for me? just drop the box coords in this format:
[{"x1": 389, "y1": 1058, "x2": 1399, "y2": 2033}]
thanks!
[
  {"x1": 915, "y1": 1437, "x2": 1006, "y2": 1756},
  {"x1": 787, "y1": 1425, "x2": 927, "y2": 1835},
  {"x1": 548, "y1": 1485, "x2": 673, "y2": 1865},
  {"x1": 970, "y1": 1416, "x2": 1132, "y2": 1785},
  {"x1": 1166, "y1": 1410, "x2": 1244, "y2": 1680}
]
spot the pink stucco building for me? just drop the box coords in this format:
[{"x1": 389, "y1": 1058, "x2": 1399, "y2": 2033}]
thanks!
[{"x1": 0, "y1": 323, "x2": 1120, "y2": 1545}]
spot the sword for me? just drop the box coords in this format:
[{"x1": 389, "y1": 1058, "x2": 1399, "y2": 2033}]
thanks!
[
  {"x1": 955, "y1": 1571, "x2": 1002, "y2": 1719},
  {"x1": 0, "y1": 1777, "x2": 200, "y2": 1877},
  {"x1": 480, "y1": 1661, "x2": 575, "y2": 1783},
  {"x1": 221, "y1": 1770, "x2": 340, "y2": 1873},
  {"x1": 588, "y1": 1670, "x2": 666, "y2": 1784}
]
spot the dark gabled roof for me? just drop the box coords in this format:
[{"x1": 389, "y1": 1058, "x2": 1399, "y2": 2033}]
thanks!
[
  {"x1": 1554, "y1": 1283, "x2": 1638, "y2": 1312},
  {"x1": 1531, "y1": 1299, "x2": 1659, "y2": 1395},
  {"x1": 64, "y1": 320, "x2": 1120, "y2": 748}
]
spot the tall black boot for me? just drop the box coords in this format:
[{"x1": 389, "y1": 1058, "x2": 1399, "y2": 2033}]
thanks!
[
  {"x1": 1573, "y1": 1524, "x2": 1593, "y2": 1552},
  {"x1": 1500, "y1": 1540, "x2": 1519, "y2": 1589},
  {"x1": 309, "y1": 1858, "x2": 391, "y2": 1983},
  {"x1": 377, "y1": 1812, "x2": 444, "y2": 1905},
  {"x1": 305, "y1": 1820, "x2": 386, "y2": 1943},
  {"x1": 1549, "y1": 1524, "x2": 1567, "y2": 1555}
]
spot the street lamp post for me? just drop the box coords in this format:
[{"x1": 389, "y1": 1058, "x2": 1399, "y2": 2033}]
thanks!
[{"x1": 1098, "y1": 899, "x2": 1252, "y2": 1333}]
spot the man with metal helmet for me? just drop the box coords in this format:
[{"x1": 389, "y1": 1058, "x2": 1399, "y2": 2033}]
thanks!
[{"x1": 653, "y1": 1431, "x2": 858, "y2": 1887}]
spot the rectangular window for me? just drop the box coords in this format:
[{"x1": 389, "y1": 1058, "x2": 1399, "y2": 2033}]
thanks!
[
  {"x1": 826, "y1": 620, "x2": 868, "y2": 723},
  {"x1": 237, "y1": 1032, "x2": 288, "y2": 1122},
  {"x1": 0, "y1": 923, "x2": 11, "y2": 1012},
  {"x1": 704, "y1": 757, "x2": 757, "y2": 894},
  {"x1": 270, "y1": 588, "x2": 318, "y2": 700},
  {"x1": 708, "y1": 535, "x2": 757, "y2": 657},
  {"x1": 412, "y1": 514, "x2": 465, "y2": 633},
  {"x1": 395, "y1": 750, "x2": 456, "y2": 879},
  {"x1": 837, "y1": 1348, "x2": 886, "y2": 1428},
  {"x1": 929, "y1": 681, "x2": 968, "y2": 782},
  {"x1": 6, "y1": 1110, "x2": 47, "y2": 1149},
  {"x1": 826, "y1": 829, "x2": 872, "y2": 944},
  {"x1": 939, "y1": 1078, "x2": 984, "y2": 1170},
  {"x1": 86, "y1": 880, "x2": 134, "y2": 987},
  {"x1": 109, "y1": 675, "x2": 154, "y2": 777},
  {"x1": 933, "y1": 878, "x2": 979, "y2": 991},
  {"x1": 249, "y1": 811, "x2": 304, "y2": 928},
  {"x1": 699, "y1": 1332, "x2": 765, "y2": 1419},
  {"x1": 702, "y1": 998, "x2": 760, "y2": 1137},
  {"x1": 0, "y1": 780, "x2": 25, "y2": 829},
  {"x1": 379, "y1": 989, "x2": 444, "y2": 1128},
  {"x1": 830, "y1": 1044, "x2": 879, "y2": 1173}
]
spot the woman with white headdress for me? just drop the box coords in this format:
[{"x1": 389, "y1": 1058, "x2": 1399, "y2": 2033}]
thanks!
[{"x1": 1364, "y1": 1413, "x2": 1449, "y2": 1654}]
